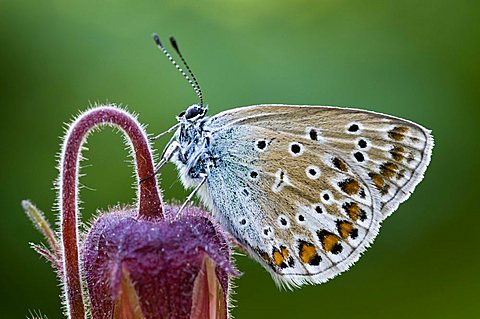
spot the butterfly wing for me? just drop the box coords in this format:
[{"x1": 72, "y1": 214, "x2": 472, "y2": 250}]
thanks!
[{"x1": 197, "y1": 104, "x2": 433, "y2": 287}]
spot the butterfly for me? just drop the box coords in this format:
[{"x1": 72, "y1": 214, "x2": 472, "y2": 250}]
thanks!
[{"x1": 153, "y1": 34, "x2": 434, "y2": 288}]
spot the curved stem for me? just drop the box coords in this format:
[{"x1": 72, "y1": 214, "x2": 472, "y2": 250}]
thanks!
[{"x1": 59, "y1": 106, "x2": 163, "y2": 318}]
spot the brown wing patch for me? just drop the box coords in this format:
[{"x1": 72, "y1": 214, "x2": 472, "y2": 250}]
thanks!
[
  {"x1": 390, "y1": 145, "x2": 405, "y2": 161},
  {"x1": 379, "y1": 162, "x2": 399, "y2": 179},
  {"x1": 332, "y1": 157, "x2": 349, "y2": 172},
  {"x1": 388, "y1": 126, "x2": 409, "y2": 141},
  {"x1": 369, "y1": 172, "x2": 384, "y2": 188}
]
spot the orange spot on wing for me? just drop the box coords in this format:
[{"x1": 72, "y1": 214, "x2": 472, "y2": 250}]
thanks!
[
  {"x1": 380, "y1": 184, "x2": 391, "y2": 196},
  {"x1": 337, "y1": 221, "x2": 354, "y2": 239},
  {"x1": 298, "y1": 241, "x2": 321, "y2": 265},
  {"x1": 299, "y1": 242, "x2": 316, "y2": 263},
  {"x1": 273, "y1": 250, "x2": 285, "y2": 267},
  {"x1": 339, "y1": 178, "x2": 360, "y2": 195},
  {"x1": 342, "y1": 202, "x2": 366, "y2": 221},
  {"x1": 261, "y1": 252, "x2": 271, "y2": 263},
  {"x1": 257, "y1": 249, "x2": 275, "y2": 270},
  {"x1": 322, "y1": 234, "x2": 340, "y2": 252},
  {"x1": 317, "y1": 230, "x2": 342, "y2": 254}
]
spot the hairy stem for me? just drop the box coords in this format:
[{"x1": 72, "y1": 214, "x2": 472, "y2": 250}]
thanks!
[{"x1": 59, "y1": 106, "x2": 162, "y2": 318}]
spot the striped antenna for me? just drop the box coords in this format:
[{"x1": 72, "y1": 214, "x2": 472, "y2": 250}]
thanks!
[
  {"x1": 169, "y1": 36, "x2": 204, "y2": 107},
  {"x1": 152, "y1": 33, "x2": 203, "y2": 106}
]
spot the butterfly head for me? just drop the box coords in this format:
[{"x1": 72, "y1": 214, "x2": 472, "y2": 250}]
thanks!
[{"x1": 177, "y1": 104, "x2": 208, "y2": 123}]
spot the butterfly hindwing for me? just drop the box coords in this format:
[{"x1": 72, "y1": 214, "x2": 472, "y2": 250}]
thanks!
[{"x1": 198, "y1": 125, "x2": 377, "y2": 287}]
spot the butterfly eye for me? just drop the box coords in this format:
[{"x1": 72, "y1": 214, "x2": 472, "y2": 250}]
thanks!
[
  {"x1": 184, "y1": 105, "x2": 206, "y2": 120},
  {"x1": 185, "y1": 107, "x2": 199, "y2": 119}
]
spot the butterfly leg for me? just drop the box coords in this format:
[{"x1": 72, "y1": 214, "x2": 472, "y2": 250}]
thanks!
[
  {"x1": 156, "y1": 140, "x2": 182, "y2": 171},
  {"x1": 139, "y1": 140, "x2": 181, "y2": 183},
  {"x1": 150, "y1": 123, "x2": 179, "y2": 141},
  {"x1": 175, "y1": 173, "x2": 207, "y2": 218}
]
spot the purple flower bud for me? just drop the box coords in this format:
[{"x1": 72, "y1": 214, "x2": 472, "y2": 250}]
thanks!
[
  {"x1": 83, "y1": 206, "x2": 237, "y2": 319},
  {"x1": 23, "y1": 105, "x2": 238, "y2": 319}
]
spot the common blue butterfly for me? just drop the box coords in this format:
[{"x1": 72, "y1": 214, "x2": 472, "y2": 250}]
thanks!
[{"x1": 153, "y1": 34, "x2": 434, "y2": 288}]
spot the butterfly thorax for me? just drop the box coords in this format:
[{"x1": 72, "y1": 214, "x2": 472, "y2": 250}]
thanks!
[{"x1": 170, "y1": 104, "x2": 214, "y2": 187}]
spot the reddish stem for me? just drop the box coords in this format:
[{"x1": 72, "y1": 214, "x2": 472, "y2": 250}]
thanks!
[{"x1": 60, "y1": 106, "x2": 162, "y2": 318}]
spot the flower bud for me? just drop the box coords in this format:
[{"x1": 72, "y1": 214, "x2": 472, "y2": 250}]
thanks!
[{"x1": 83, "y1": 206, "x2": 237, "y2": 319}]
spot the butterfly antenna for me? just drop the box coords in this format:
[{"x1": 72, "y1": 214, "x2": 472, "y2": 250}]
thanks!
[
  {"x1": 152, "y1": 33, "x2": 203, "y2": 106},
  {"x1": 169, "y1": 36, "x2": 204, "y2": 107}
]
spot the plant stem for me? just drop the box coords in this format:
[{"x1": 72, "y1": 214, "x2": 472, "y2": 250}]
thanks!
[{"x1": 60, "y1": 106, "x2": 162, "y2": 318}]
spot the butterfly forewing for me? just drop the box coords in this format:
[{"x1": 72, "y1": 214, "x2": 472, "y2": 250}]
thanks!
[
  {"x1": 194, "y1": 104, "x2": 433, "y2": 287},
  {"x1": 209, "y1": 104, "x2": 433, "y2": 218}
]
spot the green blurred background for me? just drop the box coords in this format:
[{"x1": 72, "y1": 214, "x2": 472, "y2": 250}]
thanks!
[{"x1": 1, "y1": 0, "x2": 479, "y2": 318}]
